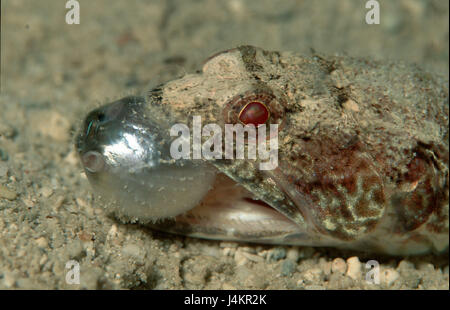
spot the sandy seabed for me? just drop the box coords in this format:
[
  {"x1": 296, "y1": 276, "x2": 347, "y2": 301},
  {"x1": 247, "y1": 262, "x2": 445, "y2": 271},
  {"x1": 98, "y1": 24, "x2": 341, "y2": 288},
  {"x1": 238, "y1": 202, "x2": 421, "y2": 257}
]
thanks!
[{"x1": 0, "y1": 0, "x2": 448, "y2": 289}]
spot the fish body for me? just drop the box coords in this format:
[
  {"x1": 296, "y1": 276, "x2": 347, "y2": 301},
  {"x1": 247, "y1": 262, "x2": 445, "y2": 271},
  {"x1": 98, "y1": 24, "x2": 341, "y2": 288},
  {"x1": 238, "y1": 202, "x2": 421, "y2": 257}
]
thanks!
[{"x1": 76, "y1": 46, "x2": 448, "y2": 255}]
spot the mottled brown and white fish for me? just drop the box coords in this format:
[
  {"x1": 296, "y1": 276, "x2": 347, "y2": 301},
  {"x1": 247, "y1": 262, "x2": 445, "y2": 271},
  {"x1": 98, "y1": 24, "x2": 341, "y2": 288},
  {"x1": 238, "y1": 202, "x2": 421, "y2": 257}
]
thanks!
[{"x1": 76, "y1": 46, "x2": 449, "y2": 255}]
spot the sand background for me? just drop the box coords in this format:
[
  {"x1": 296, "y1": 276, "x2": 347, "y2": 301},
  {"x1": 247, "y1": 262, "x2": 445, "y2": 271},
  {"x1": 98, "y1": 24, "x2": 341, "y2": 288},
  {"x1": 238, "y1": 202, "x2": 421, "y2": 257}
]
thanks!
[{"x1": 0, "y1": 0, "x2": 448, "y2": 289}]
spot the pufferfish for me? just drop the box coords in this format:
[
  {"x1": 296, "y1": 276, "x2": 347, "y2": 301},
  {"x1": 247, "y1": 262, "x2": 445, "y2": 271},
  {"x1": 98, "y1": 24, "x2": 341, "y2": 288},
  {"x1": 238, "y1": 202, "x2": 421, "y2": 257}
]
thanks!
[{"x1": 76, "y1": 46, "x2": 449, "y2": 255}]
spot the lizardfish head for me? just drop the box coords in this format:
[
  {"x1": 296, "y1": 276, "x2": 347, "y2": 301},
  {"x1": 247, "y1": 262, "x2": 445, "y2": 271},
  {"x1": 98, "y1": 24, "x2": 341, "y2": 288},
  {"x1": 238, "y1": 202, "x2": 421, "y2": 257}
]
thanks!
[{"x1": 76, "y1": 45, "x2": 450, "y2": 255}]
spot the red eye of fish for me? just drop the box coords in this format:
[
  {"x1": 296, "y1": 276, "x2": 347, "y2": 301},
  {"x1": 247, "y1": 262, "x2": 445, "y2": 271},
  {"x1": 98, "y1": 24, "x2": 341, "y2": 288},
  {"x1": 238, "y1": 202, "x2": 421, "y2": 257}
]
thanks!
[{"x1": 238, "y1": 101, "x2": 270, "y2": 126}]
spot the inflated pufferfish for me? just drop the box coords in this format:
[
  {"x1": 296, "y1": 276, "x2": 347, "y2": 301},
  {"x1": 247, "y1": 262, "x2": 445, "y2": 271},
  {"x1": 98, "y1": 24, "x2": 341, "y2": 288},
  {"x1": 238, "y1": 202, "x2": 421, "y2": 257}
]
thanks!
[{"x1": 76, "y1": 46, "x2": 449, "y2": 255}]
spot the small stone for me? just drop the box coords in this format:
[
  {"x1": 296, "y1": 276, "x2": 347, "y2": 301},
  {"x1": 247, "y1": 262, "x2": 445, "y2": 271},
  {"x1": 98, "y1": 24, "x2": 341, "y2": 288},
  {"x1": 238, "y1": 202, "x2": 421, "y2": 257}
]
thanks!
[
  {"x1": 107, "y1": 224, "x2": 119, "y2": 240},
  {"x1": 35, "y1": 237, "x2": 48, "y2": 248},
  {"x1": 0, "y1": 184, "x2": 17, "y2": 200},
  {"x1": 94, "y1": 208, "x2": 103, "y2": 215},
  {"x1": 281, "y1": 260, "x2": 296, "y2": 276},
  {"x1": 257, "y1": 249, "x2": 268, "y2": 259},
  {"x1": 397, "y1": 259, "x2": 414, "y2": 272},
  {"x1": 267, "y1": 247, "x2": 286, "y2": 262},
  {"x1": 331, "y1": 258, "x2": 347, "y2": 274},
  {"x1": 169, "y1": 243, "x2": 179, "y2": 252},
  {"x1": 380, "y1": 268, "x2": 400, "y2": 286},
  {"x1": 241, "y1": 251, "x2": 264, "y2": 263},
  {"x1": 222, "y1": 247, "x2": 236, "y2": 257},
  {"x1": 234, "y1": 250, "x2": 249, "y2": 266},
  {"x1": 342, "y1": 99, "x2": 359, "y2": 112},
  {"x1": 53, "y1": 196, "x2": 65, "y2": 211},
  {"x1": 202, "y1": 244, "x2": 220, "y2": 258},
  {"x1": 418, "y1": 262, "x2": 434, "y2": 272},
  {"x1": 346, "y1": 256, "x2": 362, "y2": 280},
  {"x1": 319, "y1": 258, "x2": 332, "y2": 276},
  {"x1": 286, "y1": 247, "x2": 300, "y2": 262},
  {"x1": 303, "y1": 268, "x2": 323, "y2": 282},
  {"x1": 76, "y1": 197, "x2": 88, "y2": 208},
  {"x1": 22, "y1": 198, "x2": 35, "y2": 208},
  {"x1": 40, "y1": 187, "x2": 53, "y2": 198},
  {"x1": 39, "y1": 254, "x2": 48, "y2": 266},
  {"x1": 3, "y1": 272, "x2": 16, "y2": 288},
  {"x1": 78, "y1": 231, "x2": 93, "y2": 242}
]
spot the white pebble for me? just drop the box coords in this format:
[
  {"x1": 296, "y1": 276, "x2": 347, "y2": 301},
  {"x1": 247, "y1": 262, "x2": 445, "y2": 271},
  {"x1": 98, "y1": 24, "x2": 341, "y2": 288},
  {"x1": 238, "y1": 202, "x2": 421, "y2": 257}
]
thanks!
[
  {"x1": 22, "y1": 198, "x2": 35, "y2": 208},
  {"x1": 331, "y1": 258, "x2": 347, "y2": 274},
  {"x1": 40, "y1": 187, "x2": 53, "y2": 198},
  {"x1": 380, "y1": 268, "x2": 400, "y2": 286},
  {"x1": 234, "y1": 250, "x2": 248, "y2": 266},
  {"x1": 319, "y1": 258, "x2": 332, "y2": 276},
  {"x1": 241, "y1": 251, "x2": 264, "y2": 263},
  {"x1": 35, "y1": 237, "x2": 48, "y2": 248},
  {"x1": 107, "y1": 224, "x2": 118, "y2": 240},
  {"x1": 222, "y1": 247, "x2": 236, "y2": 257},
  {"x1": 286, "y1": 247, "x2": 300, "y2": 262},
  {"x1": 346, "y1": 256, "x2": 362, "y2": 280},
  {"x1": 303, "y1": 268, "x2": 323, "y2": 282},
  {"x1": 39, "y1": 254, "x2": 48, "y2": 266}
]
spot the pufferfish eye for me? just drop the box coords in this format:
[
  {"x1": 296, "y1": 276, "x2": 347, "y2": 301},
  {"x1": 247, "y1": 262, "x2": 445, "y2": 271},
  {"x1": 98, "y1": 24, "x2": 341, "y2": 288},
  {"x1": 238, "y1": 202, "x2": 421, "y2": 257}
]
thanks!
[
  {"x1": 84, "y1": 96, "x2": 140, "y2": 137},
  {"x1": 85, "y1": 112, "x2": 106, "y2": 137}
]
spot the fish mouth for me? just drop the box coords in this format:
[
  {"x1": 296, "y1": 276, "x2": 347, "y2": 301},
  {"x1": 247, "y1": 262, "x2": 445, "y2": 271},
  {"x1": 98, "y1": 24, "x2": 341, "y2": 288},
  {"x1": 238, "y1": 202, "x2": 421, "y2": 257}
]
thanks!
[
  {"x1": 76, "y1": 96, "x2": 302, "y2": 243},
  {"x1": 150, "y1": 170, "x2": 302, "y2": 243}
]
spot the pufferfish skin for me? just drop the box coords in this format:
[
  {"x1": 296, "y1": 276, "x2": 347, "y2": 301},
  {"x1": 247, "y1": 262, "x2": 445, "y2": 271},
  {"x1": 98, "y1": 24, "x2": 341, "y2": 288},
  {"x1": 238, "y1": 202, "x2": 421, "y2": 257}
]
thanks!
[{"x1": 76, "y1": 46, "x2": 449, "y2": 256}]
